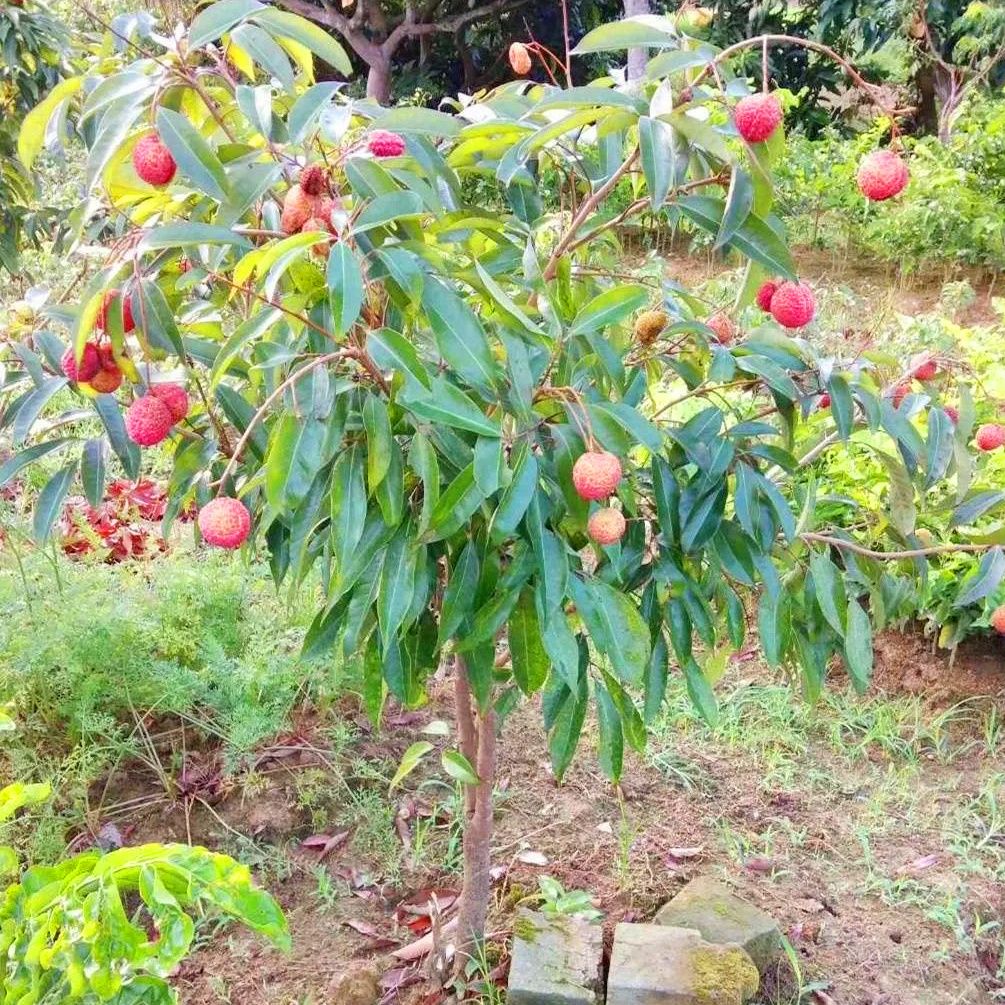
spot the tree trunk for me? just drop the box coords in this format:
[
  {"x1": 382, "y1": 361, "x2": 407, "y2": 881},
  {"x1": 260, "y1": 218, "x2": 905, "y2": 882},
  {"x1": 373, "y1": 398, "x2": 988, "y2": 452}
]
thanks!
[
  {"x1": 624, "y1": 0, "x2": 650, "y2": 81},
  {"x1": 366, "y1": 57, "x2": 393, "y2": 104},
  {"x1": 452, "y1": 656, "x2": 497, "y2": 974},
  {"x1": 913, "y1": 62, "x2": 939, "y2": 136}
]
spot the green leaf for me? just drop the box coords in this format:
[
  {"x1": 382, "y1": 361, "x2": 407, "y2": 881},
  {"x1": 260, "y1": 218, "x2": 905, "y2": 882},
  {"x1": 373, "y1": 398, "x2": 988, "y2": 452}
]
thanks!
[
  {"x1": 568, "y1": 577, "x2": 650, "y2": 685},
  {"x1": 714, "y1": 168, "x2": 753, "y2": 251},
  {"x1": 925, "y1": 407, "x2": 954, "y2": 488},
  {"x1": 573, "y1": 15, "x2": 679, "y2": 53},
  {"x1": 155, "y1": 109, "x2": 229, "y2": 201},
  {"x1": 18, "y1": 77, "x2": 83, "y2": 169},
  {"x1": 809, "y1": 551, "x2": 846, "y2": 637},
  {"x1": 389, "y1": 741, "x2": 433, "y2": 791},
  {"x1": 595, "y1": 684, "x2": 624, "y2": 782},
  {"x1": 190, "y1": 0, "x2": 263, "y2": 47},
  {"x1": 363, "y1": 395, "x2": 393, "y2": 493},
  {"x1": 140, "y1": 223, "x2": 252, "y2": 251},
  {"x1": 827, "y1": 374, "x2": 855, "y2": 440},
  {"x1": 373, "y1": 106, "x2": 462, "y2": 137},
  {"x1": 265, "y1": 413, "x2": 324, "y2": 514},
  {"x1": 439, "y1": 541, "x2": 480, "y2": 645},
  {"x1": 232, "y1": 22, "x2": 294, "y2": 90},
  {"x1": 12, "y1": 377, "x2": 67, "y2": 445},
  {"x1": 954, "y1": 547, "x2": 1005, "y2": 608},
  {"x1": 422, "y1": 279, "x2": 498, "y2": 395},
  {"x1": 379, "y1": 527, "x2": 421, "y2": 648},
  {"x1": 81, "y1": 439, "x2": 106, "y2": 508},
  {"x1": 0, "y1": 781, "x2": 51, "y2": 823},
  {"x1": 682, "y1": 658, "x2": 718, "y2": 726},
  {"x1": 367, "y1": 327, "x2": 431, "y2": 390},
  {"x1": 638, "y1": 116, "x2": 676, "y2": 209},
  {"x1": 94, "y1": 395, "x2": 140, "y2": 480},
  {"x1": 570, "y1": 284, "x2": 649, "y2": 335},
  {"x1": 491, "y1": 445, "x2": 539, "y2": 537},
  {"x1": 354, "y1": 191, "x2": 424, "y2": 232},
  {"x1": 424, "y1": 463, "x2": 486, "y2": 542},
  {"x1": 327, "y1": 242, "x2": 364, "y2": 336},
  {"x1": 950, "y1": 490, "x2": 1005, "y2": 528},
  {"x1": 401, "y1": 379, "x2": 501, "y2": 438},
  {"x1": 441, "y1": 750, "x2": 480, "y2": 785},
  {"x1": 843, "y1": 599, "x2": 873, "y2": 693},
  {"x1": 509, "y1": 589, "x2": 549, "y2": 696},
  {"x1": 0, "y1": 439, "x2": 73, "y2": 489},
  {"x1": 251, "y1": 7, "x2": 353, "y2": 75},
  {"x1": 34, "y1": 462, "x2": 77, "y2": 542}
]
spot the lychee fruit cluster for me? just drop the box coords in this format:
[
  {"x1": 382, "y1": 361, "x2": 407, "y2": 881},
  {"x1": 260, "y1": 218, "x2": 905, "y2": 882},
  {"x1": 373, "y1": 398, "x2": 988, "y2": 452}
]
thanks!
[
  {"x1": 367, "y1": 130, "x2": 406, "y2": 158},
  {"x1": 509, "y1": 42, "x2": 532, "y2": 75},
  {"x1": 991, "y1": 605, "x2": 1005, "y2": 636},
  {"x1": 124, "y1": 382, "x2": 189, "y2": 446},
  {"x1": 281, "y1": 165, "x2": 339, "y2": 238},
  {"x1": 132, "y1": 133, "x2": 176, "y2": 186},
  {"x1": 588, "y1": 507, "x2": 626, "y2": 545},
  {"x1": 198, "y1": 496, "x2": 252, "y2": 549},
  {"x1": 857, "y1": 149, "x2": 909, "y2": 202},
  {"x1": 634, "y1": 309, "x2": 668, "y2": 347},
  {"x1": 975, "y1": 423, "x2": 1005, "y2": 452},
  {"x1": 706, "y1": 312, "x2": 737, "y2": 345},
  {"x1": 62, "y1": 341, "x2": 124, "y2": 393},
  {"x1": 769, "y1": 281, "x2": 816, "y2": 329},
  {"x1": 572, "y1": 450, "x2": 622, "y2": 502},
  {"x1": 734, "y1": 93, "x2": 783, "y2": 144}
]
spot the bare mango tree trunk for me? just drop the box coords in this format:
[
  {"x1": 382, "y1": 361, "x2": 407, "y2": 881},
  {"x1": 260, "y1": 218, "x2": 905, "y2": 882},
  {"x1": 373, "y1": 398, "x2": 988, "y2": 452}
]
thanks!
[
  {"x1": 624, "y1": 0, "x2": 650, "y2": 81},
  {"x1": 452, "y1": 657, "x2": 498, "y2": 970}
]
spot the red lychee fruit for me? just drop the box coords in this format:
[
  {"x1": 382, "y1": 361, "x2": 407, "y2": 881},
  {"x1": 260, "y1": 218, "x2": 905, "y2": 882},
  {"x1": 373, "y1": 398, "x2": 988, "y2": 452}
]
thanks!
[
  {"x1": 944, "y1": 405, "x2": 959, "y2": 424},
  {"x1": 132, "y1": 133, "x2": 177, "y2": 186},
  {"x1": 299, "y1": 164, "x2": 326, "y2": 197},
  {"x1": 734, "y1": 93, "x2": 783, "y2": 144},
  {"x1": 198, "y1": 497, "x2": 252, "y2": 549},
  {"x1": 857, "y1": 149, "x2": 909, "y2": 202},
  {"x1": 891, "y1": 382, "x2": 910, "y2": 408},
  {"x1": 280, "y1": 184, "x2": 321, "y2": 235},
  {"x1": 707, "y1": 312, "x2": 737, "y2": 345},
  {"x1": 588, "y1": 507, "x2": 627, "y2": 545},
  {"x1": 975, "y1": 423, "x2": 1005, "y2": 452},
  {"x1": 97, "y1": 344, "x2": 119, "y2": 372},
  {"x1": 818, "y1": 393, "x2": 831, "y2": 409},
  {"x1": 755, "y1": 280, "x2": 778, "y2": 312},
  {"x1": 125, "y1": 394, "x2": 174, "y2": 446},
  {"x1": 572, "y1": 450, "x2": 622, "y2": 502},
  {"x1": 910, "y1": 353, "x2": 938, "y2": 381},
  {"x1": 150, "y1": 382, "x2": 189, "y2": 423},
  {"x1": 368, "y1": 130, "x2": 406, "y2": 158},
  {"x1": 90, "y1": 366, "x2": 123, "y2": 394},
  {"x1": 770, "y1": 281, "x2": 816, "y2": 329},
  {"x1": 991, "y1": 605, "x2": 1005, "y2": 635},
  {"x1": 98, "y1": 290, "x2": 135, "y2": 334},
  {"x1": 62, "y1": 342, "x2": 101, "y2": 383},
  {"x1": 509, "y1": 42, "x2": 532, "y2": 75}
]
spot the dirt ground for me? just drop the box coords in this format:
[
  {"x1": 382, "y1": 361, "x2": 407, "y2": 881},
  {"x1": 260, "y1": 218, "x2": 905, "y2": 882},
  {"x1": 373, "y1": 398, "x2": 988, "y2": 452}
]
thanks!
[{"x1": 98, "y1": 623, "x2": 1005, "y2": 1005}]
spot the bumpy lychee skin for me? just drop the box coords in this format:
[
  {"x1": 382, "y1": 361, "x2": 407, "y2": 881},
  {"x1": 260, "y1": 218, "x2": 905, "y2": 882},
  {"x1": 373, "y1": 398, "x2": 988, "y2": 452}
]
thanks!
[
  {"x1": 975, "y1": 423, "x2": 1005, "y2": 452},
  {"x1": 734, "y1": 93, "x2": 783, "y2": 144},
  {"x1": 150, "y1": 382, "x2": 189, "y2": 423},
  {"x1": 991, "y1": 605, "x2": 1005, "y2": 636},
  {"x1": 89, "y1": 366, "x2": 123, "y2": 394},
  {"x1": 572, "y1": 450, "x2": 622, "y2": 502},
  {"x1": 98, "y1": 290, "x2": 135, "y2": 333},
  {"x1": 509, "y1": 42, "x2": 532, "y2": 75},
  {"x1": 125, "y1": 394, "x2": 174, "y2": 446},
  {"x1": 368, "y1": 130, "x2": 406, "y2": 158},
  {"x1": 299, "y1": 164, "x2": 326, "y2": 197},
  {"x1": 910, "y1": 353, "x2": 938, "y2": 381},
  {"x1": 706, "y1": 312, "x2": 737, "y2": 345},
  {"x1": 857, "y1": 149, "x2": 909, "y2": 202},
  {"x1": 61, "y1": 342, "x2": 101, "y2": 383},
  {"x1": 769, "y1": 281, "x2": 816, "y2": 329},
  {"x1": 944, "y1": 405, "x2": 959, "y2": 424},
  {"x1": 818, "y1": 393, "x2": 831, "y2": 409},
  {"x1": 280, "y1": 185, "x2": 319, "y2": 235},
  {"x1": 634, "y1": 309, "x2": 668, "y2": 346},
  {"x1": 132, "y1": 133, "x2": 176, "y2": 186},
  {"x1": 755, "y1": 280, "x2": 778, "y2": 312},
  {"x1": 198, "y1": 497, "x2": 252, "y2": 549},
  {"x1": 588, "y1": 507, "x2": 627, "y2": 546}
]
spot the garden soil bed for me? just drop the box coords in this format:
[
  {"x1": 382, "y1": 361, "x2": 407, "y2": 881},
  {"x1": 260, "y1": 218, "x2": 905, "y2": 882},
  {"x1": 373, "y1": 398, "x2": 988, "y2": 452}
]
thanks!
[{"x1": 98, "y1": 626, "x2": 1005, "y2": 1005}]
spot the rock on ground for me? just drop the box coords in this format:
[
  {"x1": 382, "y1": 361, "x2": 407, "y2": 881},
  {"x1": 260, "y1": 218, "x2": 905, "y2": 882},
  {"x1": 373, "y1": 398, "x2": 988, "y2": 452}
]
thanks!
[
  {"x1": 606, "y1": 924, "x2": 759, "y2": 1005},
  {"x1": 507, "y1": 909, "x2": 604, "y2": 1005},
  {"x1": 654, "y1": 875, "x2": 781, "y2": 973}
]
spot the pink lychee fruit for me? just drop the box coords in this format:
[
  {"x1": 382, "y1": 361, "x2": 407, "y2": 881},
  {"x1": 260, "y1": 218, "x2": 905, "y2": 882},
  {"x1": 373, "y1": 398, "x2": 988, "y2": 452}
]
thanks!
[
  {"x1": 857, "y1": 149, "x2": 909, "y2": 201},
  {"x1": 910, "y1": 353, "x2": 938, "y2": 381},
  {"x1": 368, "y1": 130, "x2": 406, "y2": 158},
  {"x1": 132, "y1": 133, "x2": 177, "y2": 186},
  {"x1": 891, "y1": 382, "x2": 910, "y2": 408},
  {"x1": 125, "y1": 394, "x2": 174, "y2": 446},
  {"x1": 818, "y1": 393, "x2": 831, "y2": 409},
  {"x1": 755, "y1": 280, "x2": 778, "y2": 312},
  {"x1": 572, "y1": 450, "x2": 622, "y2": 501},
  {"x1": 944, "y1": 406, "x2": 959, "y2": 424},
  {"x1": 198, "y1": 497, "x2": 252, "y2": 549},
  {"x1": 975, "y1": 423, "x2": 1005, "y2": 452},
  {"x1": 734, "y1": 93, "x2": 783, "y2": 144},
  {"x1": 707, "y1": 312, "x2": 737, "y2": 345},
  {"x1": 62, "y1": 342, "x2": 101, "y2": 383},
  {"x1": 770, "y1": 281, "x2": 816, "y2": 329},
  {"x1": 588, "y1": 507, "x2": 627, "y2": 545},
  {"x1": 991, "y1": 605, "x2": 1005, "y2": 635},
  {"x1": 150, "y1": 382, "x2": 189, "y2": 423}
]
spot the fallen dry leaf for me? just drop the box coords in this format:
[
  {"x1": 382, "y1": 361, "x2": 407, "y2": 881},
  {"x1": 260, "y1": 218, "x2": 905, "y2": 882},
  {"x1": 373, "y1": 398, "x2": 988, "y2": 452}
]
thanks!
[
  {"x1": 391, "y1": 918, "x2": 458, "y2": 961},
  {"x1": 517, "y1": 850, "x2": 549, "y2": 866},
  {"x1": 896, "y1": 853, "x2": 942, "y2": 876}
]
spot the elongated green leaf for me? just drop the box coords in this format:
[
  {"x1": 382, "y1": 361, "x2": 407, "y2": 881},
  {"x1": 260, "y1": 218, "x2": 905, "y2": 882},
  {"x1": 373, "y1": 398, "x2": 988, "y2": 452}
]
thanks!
[
  {"x1": 954, "y1": 547, "x2": 1005, "y2": 608},
  {"x1": 639, "y1": 115, "x2": 675, "y2": 209},
  {"x1": 843, "y1": 599, "x2": 873, "y2": 693},
  {"x1": 0, "y1": 439, "x2": 73, "y2": 489},
  {"x1": 810, "y1": 551, "x2": 846, "y2": 637},
  {"x1": 422, "y1": 279, "x2": 497, "y2": 395},
  {"x1": 363, "y1": 396, "x2": 393, "y2": 492},
  {"x1": 190, "y1": 0, "x2": 263, "y2": 47},
  {"x1": 379, "y1": 527, "x2": 420, "y2": 648},
  {"x1": 367, "y1": 328, "x2": 431, "y2": 390},
  {"x1": 595, "y1": 684, "x2": 624, "y2": 782},
  {"x1": 327, "y1": 242, "x2": 364, "y2": 336},
  {"x1": 155, "y1": 109, "x2": 229, "y2": 201},
  {"x1": 330, "y1": 445, "x2": 367, "y2": 561},
  {"x1": 568, "y1": 577, "x2": 650, "y2": 685},
  {"x1": 12, "y1": 377, "x2": 67, "y2": 445},
  {"x1": 95, "y1": 395, "x2": 140, "y2": 479},
  {"x1": 441, "y1": 750, "x2": 480, "y2": 785},
  {"x1": 401, "y1": 379, "x2": 501, "y2": 437},
  {"x1": 951, "y1": 490, "x2": 1005, "y2": 528},
  {"x1": 509, "y1": 589, "x2": 549, "y2": 696},
  {"x1": 389, "y1": 741, "x2": 433, "y2": 791},
  {"x1": 232, "y1": 22, "x2": 294, "y2": 90},
  {"x1": 714, "y1": 168, "x2": 753, "y2": 251},
  {"x1": 439, "y1": 541, "x2": 480, "y2": 645},
  {"x1": 81, "y1": 439, "x2": 106, "y2": 507},
  {"x1": 34, "y1": 462, "x2": 77, "y2": 542},
  {"x1": 570, "y1": 285, "x2": 648, "y2": 335},
  {"x1": 573, "y1": 15, "x2": 679, "y2": 53},
  {"x1": 251, "y1": 7, "x2": 352, "y2": 75}
]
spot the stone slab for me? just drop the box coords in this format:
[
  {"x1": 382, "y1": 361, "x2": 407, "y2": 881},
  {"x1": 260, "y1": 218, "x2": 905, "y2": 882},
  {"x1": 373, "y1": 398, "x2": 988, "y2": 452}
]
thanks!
[
  {"x1": 606, "y1": 924, "x2": 759, "y2": 1005},
  {"x1": 507, "y1": 909, "x2": 604, "y2": 1005},
  {"x1": 654, "y1": 876, "x2": 781, "y2": 973}
]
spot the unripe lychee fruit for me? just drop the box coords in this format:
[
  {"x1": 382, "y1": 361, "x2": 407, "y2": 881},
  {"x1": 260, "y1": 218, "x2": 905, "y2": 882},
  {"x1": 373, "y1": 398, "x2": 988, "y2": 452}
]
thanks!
[
  {"x1": 62, "y1": 342, "x2": 101, "y2": 383},
  {"x1": 818, "y1": 393, "x2": 831, "y2": 409},
  {"x1": 734, "y1": 93, "x2": 783, "y2": 144},
  {"x1": 89, "y1": 366, "x2": 123, "y2": 394},
  {"x1": 857, "y1": 149, "x2": 909, "y2": 201},
  {"x1": 910, "y1": 353, "x2": 938, "y2": 381},
  {"x1": 368, "y1": 130, "x2": 406, "y2": 158},
  {"x1": 634, "y1": 309, "x2": 668, "y2": 346},
  {"x1": 98, "y1": 289, "x2": 135, "y2": 333},
  {"x1": 299, "y1": 164, "x2": 326, "y2": 197},
  {"x1": 707, "y1": 312, "x2": 737, "y2": 345},
  {"x1": 770, "y1": 281, "x2": 815, "y2": 329},
  {"x1": 198, "y1": 497, "x2": 252, "y2": 549},
  {"x1": 944, "y1": 406, "x2": 959, "y2": 424},
  {"x1": 588, "y1": 507, "x2": 627, "y2": 545},
  {"x1": 975, "y1": 423, "x2": 1005, "y2": 452},
  {"x1": 755, "y1": 280, "x2": 778, "y2": 312},
  {"x1": 991, "y1": 605, "x2": 1005, "y2": 635},
  {"x1": 509, "y1": 42, "x2": 532, "y2": 75},
  {"x1": 150, "y1": 382, "x2": 189, "y2": 422},
  {"x1": 572, "y1": 450, "x2": 622, "y2": 501},
  {"x1": 132, "y1": 133, "x2": 176, "y2": 186},
  {"x1": 280, "y1": 185, "x2": 320, "y2": 235},
  {"x1": 125, "y1": 394, "x2": 174, "y2": 446}
]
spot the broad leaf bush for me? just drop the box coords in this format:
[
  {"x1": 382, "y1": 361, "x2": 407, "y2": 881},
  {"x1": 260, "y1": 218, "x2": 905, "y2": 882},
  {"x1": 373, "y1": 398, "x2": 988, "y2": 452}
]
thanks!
[{"x1": 5, "y1": 4, "x2": 1005, "y2": 959}]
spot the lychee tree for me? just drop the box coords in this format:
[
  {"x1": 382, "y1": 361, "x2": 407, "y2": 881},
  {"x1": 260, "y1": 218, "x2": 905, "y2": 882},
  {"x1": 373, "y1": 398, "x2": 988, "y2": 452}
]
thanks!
[{"x1": 6, "y1": 3, "x2": 1005, "y2": 976}]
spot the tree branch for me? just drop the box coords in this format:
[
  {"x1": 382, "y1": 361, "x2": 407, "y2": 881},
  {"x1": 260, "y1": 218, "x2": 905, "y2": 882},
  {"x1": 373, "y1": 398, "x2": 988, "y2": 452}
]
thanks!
[
  {"x1": 800, "y1": 532, "x2": 993, "y2": 562},
  {"x1": 382, "y1": 0, "x2": 529, "y2": 54}
]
